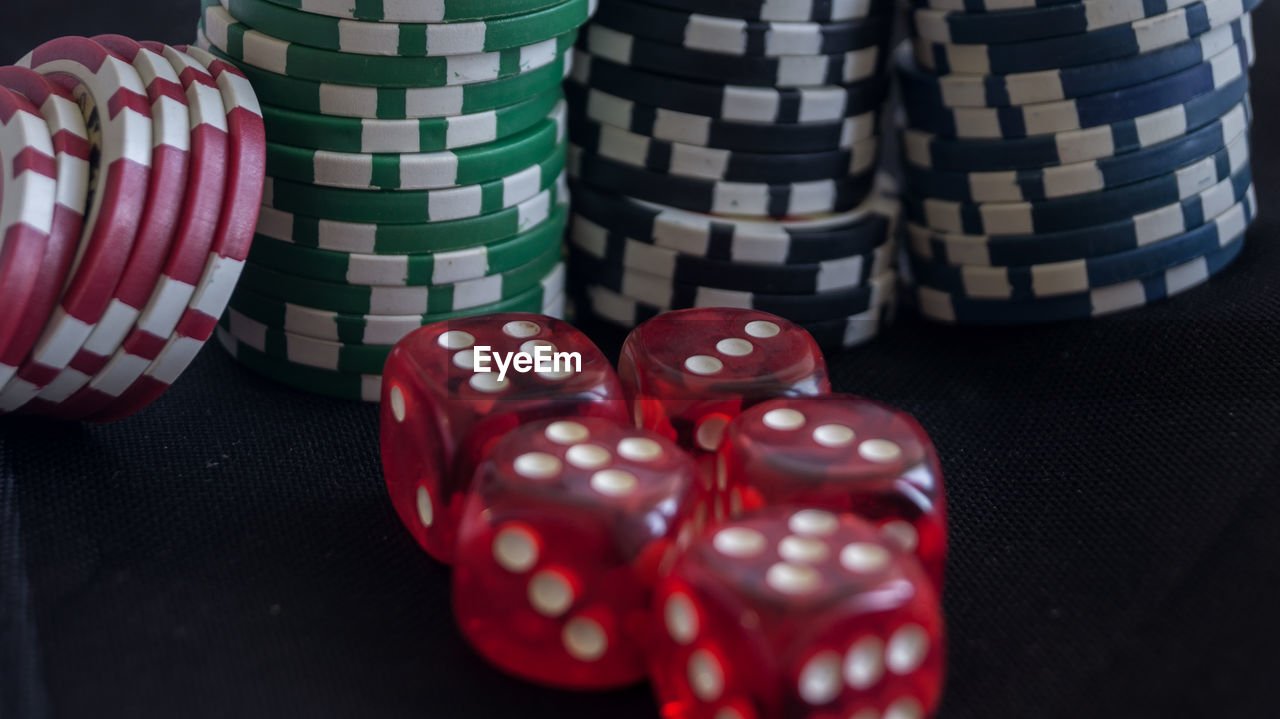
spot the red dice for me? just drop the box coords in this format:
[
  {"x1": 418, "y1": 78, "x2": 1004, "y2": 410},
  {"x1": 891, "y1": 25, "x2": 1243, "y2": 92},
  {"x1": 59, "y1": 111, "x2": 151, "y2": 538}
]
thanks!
[
  {"x1": 617, "y1": 309, "x2": 831, "y2": 455},
  {"x1": 718, "y1": 396, "x2": 948, "y2": 590},
  {"x1": 380, "y1": 314, "x2": 627, "y2": 564},
  {"x1": 452, "y1": 417, "x2": 700, "y2": 689},
  {"x1": 650, "y1": 508, "x2": 945, "y2": 719}
]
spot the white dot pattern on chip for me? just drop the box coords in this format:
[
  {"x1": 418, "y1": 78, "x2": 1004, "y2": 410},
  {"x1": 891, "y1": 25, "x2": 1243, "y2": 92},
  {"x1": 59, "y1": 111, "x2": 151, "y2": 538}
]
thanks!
[
  {"x1": 797, "y1": 651, "x2": 842, "y2": 705},
  {"x1": 840, "y1": 543, "x2": 890, "y2": 573},
  {"x1": 591, "y1": 469, "x2": 638, "y2": 496},
  {"x1": 664, "y1": 593, "x2": 699, "y2": 645},
  {"x1": 562, "y1": 617, "x2": 607, "y2": 662},
  {"x1": 884, "y1": 697, "x2": 924, "y2": 719},
  {"x1": 514, "y1": 452, "x2": 561, "y2": 480},
  {"x1": 886, "y1": 625, "x2": 929, "y2": 675},
  {"x1": 469, "y1": 373, "x2": 508, "y2": 393},
  {"x1": 415, "y1": 485, "x2": 433, "y2": 527},
  {"x1": 687, "y1": 649, "x2": 725, "y2": 702},
  {"x1": 766, "y1": 562, "x2": 820, "y2": 595},
  {"x1": 789, "y1": 509, "x2": 838, "y2": 536},
  {"x1": 685, "y1": 355, "x2": 724, "y2": 375},
  {"x1": 503, "y1": 320, "x2": 540, "y2": 338},
  {"x1": 745, "y1": 320, "x2": 780, "y2": 338},
  {"x1": 528, "y1": 570, "x2": 575, "y2": 617},
  {"x1": 567, "y1": 444, "x2": 611, "y2": 469},
  {"x1": 452, "y1": 350, "x2": 475, "y2": 369},
  {"x1": 389, "y1": 386, "x2": 406, "y2": 422},
  {"x1": 859, "y1": 438, "x2": 903, "y2": 463},
  {"x1": 716, "y1": 338, "x2": 753, "y2": 357},
  {"x1": 438, "y1": 330, "x2": 475, "y2": 349},
  {"x1": 618, "y1": 437, "x2": 662, "y2": 462},
  {"x1": 844, "y1": 636, "x2": 885, "y2": 690},
  {"x1": 814, "y1": 424, "x2": 854, "y2": 447},
  {"x1": 492, "y1": 526, "x2": 538, "y2": 573},
  {"x1": 546, "y1": 421, "x2": 589, "y2": 444},
  {"x1": 880, "y1": 520, "x2": 920, "y2": 553},
  {"x1": 713, "y1": 527, "x2": 766, "y2": 558},
  {"x1": 763, "y1": 408, "x2": 805, "y2": 431},
  {"x1": 778, "y1": 535, "x2": 830, "y2": 564},
  {"x1": 695, "y1": 415, "x2": 729, "y2": 451}
]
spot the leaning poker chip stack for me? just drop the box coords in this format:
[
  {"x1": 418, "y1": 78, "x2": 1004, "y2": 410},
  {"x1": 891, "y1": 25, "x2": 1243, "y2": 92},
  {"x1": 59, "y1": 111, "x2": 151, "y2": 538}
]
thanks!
[
  {"x1": 0, "y1": 36, "x2": 265, "y2": 421},
  {"x1": 195, "y1": 0, "x2": 592, "y2": 401},
  {"x1": 564, "y1": 0, "x2": 901, "y2": 350},
  {"x1": 898, "y1": 0, "x2": 1260, "y2": 325}
]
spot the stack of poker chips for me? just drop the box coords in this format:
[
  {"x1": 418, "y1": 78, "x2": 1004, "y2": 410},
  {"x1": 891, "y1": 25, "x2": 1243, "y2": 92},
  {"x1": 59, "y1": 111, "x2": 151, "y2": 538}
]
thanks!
[
  {"x1": 564, "y1": 0, "x2": 902, "y2": 350},
  {"x1": 195, "y1": 0, "x2": 594, "y2": 400},
  {"x1": 0, "y1": 36, "x2": 264, "y2": 421},
  {"x1": 898, "y1": 0, "x2": 1259, "y2": 325}
]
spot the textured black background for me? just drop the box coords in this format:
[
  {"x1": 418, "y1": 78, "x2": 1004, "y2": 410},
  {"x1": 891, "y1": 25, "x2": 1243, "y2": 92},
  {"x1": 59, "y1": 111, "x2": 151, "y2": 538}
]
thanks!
[{"x1": 2, "y1": 3, "x2": 1279, "y2": 719}]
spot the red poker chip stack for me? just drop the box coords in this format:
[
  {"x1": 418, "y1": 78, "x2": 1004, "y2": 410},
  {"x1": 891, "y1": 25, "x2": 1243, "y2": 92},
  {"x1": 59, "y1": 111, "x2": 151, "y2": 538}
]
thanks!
[{"x1": 0, "y1": 36, "x2": 264, "y2": 421}]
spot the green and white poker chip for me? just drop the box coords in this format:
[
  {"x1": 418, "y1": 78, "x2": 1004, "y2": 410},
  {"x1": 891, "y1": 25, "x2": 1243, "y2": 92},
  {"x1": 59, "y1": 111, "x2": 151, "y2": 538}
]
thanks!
[
  {"x1": 257, "y1": 173, "x2": 568, "y2": 253},
  {"x1": 197, "y1": 34, "x2": 570, "y2": 118},
  {"x1": 221, "y1": 0, "x2": 592, "y2": 56},
  {"x1": 264, "y1": 99, "x2": 565, "y2": 190},
  {"x1": 248, "y1": 204, "x2": 566, "y2": 284},
  {"x1": 260, "y1": 88, "x2": 562, "y2": 153},
  {"x1": 258, "y1": 0, "x2": 562, "y2": 23},
  {"x1": 203, "y1": 1, "x2": 576, "y2": 88}
]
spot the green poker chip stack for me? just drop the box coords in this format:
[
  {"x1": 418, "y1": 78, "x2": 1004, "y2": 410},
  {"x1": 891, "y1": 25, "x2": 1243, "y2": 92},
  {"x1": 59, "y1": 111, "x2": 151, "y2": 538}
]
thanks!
[{"x1": 196, "y1": 0, "x2": 594, "y2": 400}]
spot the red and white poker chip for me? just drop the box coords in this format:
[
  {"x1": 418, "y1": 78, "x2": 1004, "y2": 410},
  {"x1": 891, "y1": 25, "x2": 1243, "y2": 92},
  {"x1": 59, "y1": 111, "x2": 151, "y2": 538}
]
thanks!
[
  {"x1": 92, "y1": 43, "x2": 264, "y2": 421},
  {"x1": 1, "y1": 37, "x2": 154, "y2": 413},
  {"x1": 0, "y1": 67, "x2": 89, "y2": 391}
]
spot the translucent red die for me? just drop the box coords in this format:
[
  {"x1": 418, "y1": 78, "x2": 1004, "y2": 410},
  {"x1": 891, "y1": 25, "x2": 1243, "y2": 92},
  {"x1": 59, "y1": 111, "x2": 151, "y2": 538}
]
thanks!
[
  {"x1": 718, "y1": 396, "x2": 948, "y2": 590},
  {"x1": 452, "y1": 416, "x2": 700, "y2": 689},
  {"x1": 650, "y1": 508, "x2": 946, "y2": 719},
  {"x1": 380, "y1": 313, "x2": 627, "y2": 564},
  {"x1": 618, "y1": 309, "x2": 831, "y2": 455}
]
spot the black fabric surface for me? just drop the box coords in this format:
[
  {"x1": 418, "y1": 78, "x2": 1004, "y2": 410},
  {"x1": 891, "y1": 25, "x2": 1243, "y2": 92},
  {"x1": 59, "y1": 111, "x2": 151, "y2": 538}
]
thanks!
[{"x1": 2, "y1": 4, "x2": 1279, "y2": 718}]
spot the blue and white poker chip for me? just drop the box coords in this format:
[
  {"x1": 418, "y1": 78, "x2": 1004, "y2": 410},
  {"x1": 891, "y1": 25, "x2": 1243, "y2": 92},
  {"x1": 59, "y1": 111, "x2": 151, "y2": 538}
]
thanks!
[{"x1": 914, "y1": 0, "x2": 1205, "y2": 45}]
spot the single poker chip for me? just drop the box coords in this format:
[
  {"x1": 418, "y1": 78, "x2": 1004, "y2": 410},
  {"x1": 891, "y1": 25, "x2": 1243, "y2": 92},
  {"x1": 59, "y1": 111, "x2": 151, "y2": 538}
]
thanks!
[
  {"x1": 905, "y1": 100, "x2": 1251, "y2": 203},
  {"x1": 571, "y1": 49, "x2": 889, "y2": 124},
  {"x1": 913, "y1": 0, "x2": 1259, "y2": 75},
  {"x1": 248, "y1": 204, "x2": 567, "y2": 285},
  {"x1": 579, "y1": 24, "x2": 883, "y2": 88},
  {"x1": 565, "y1": 82, "x2": 878, "y2": 154},
  {"x1": 1, "y1": 38, "x2": 154, "y2": 413},
  {"x1": 592, "y1": 0, "x2": 891, "y2": 57},
  {"x1": 256, "y1": 0, "x2": 561, "y2": 23},
  {"x1": 570, "y1": 145, "x2": 875, "y2": 218},
  {"x1": 906, "y1": 164, "x2": 1251, "y2": 267},
  {"x1": 228, "y1": 261, "x2": 567, "y2": 345},
  {"x1": 258, "y1": 173, "x2": 568, "y2": 253},
  {"x1": 43, "y1": 41, "x2": 231, "y2": 419},
  {"x1": 0, "y1": 87, "x2": 57, "y2": 392},
  {"x1": 260, "y1": 87, "x2": 562, "y2": 153},
  {"x1": 569, "y1": 225, "x2": 893, "y2": 294},
  {"x1": 264, "y1": 143, "x2": 564, "y2": 223},
  {"x1": 913, "y1": 0, "x2": 1213, "y2": 45},
  {"x1": 901, "y1": 72, "x2": 1248, "y2": 172},
  {"x1": 901, "y1": 38, "x2": 1250, "y2": 140},
  {"x1": 909, "y1": 188, "x2": 1255, "y2": 300},
  {"x1": 637, "y1": 0, "x2": 891, "y2": 22},
  {"x1": 216, "y1": 327, "x2": 383, "y2": 401},
  {"x1": 89, "y1": 44, "x2": 265, "y2": 423},
  {"x1": 0, "y1": 68, "x2": 89, "y2": 392},
  {"x1": 266, "y1": 100, "x2": 565, "y2": 190},
  {"x1": 571, "y1": 182, "x2": 898, "y2": 265},
  {"x1": 914, "y1": 230, "x2": 1245, "y2": 325},
  {"x1": 569, "y1": 112, "x2": 878, "y2": 184},
  {"x1": 202, "y1": 2, "x2": 576, "y2": 88},
  {"x1": 29, "y1": 36, "x2": 198, "y2": 414},
  {"x1": 899, "y1": 15, "x2": 1250, "y2": 109},
  {"x1": 197, "y1": 34, "x2": 569, "y2": 119},
  {"x1": 220, "y1": 0, "x2": 591, "y2": 57},
  {"x1": 907, "y1": 143, "x2": 1251, "y2": 236},
  {"x1": 237, "y1": 244, "x2": 562, "y2": 314},
  {"x1": 568, "y1": 248, "x2": 897, "y2": 323}
]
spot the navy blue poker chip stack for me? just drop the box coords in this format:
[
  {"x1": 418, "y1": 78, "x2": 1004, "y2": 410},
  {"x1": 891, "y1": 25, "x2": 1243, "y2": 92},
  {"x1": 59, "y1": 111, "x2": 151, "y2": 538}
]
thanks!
[
  {"x1": 565, "y1": 0, "x2": 903, "y2": 350},
  {"x1": 899, "y1": 0, "x2": 1260, "y2": 325}
]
